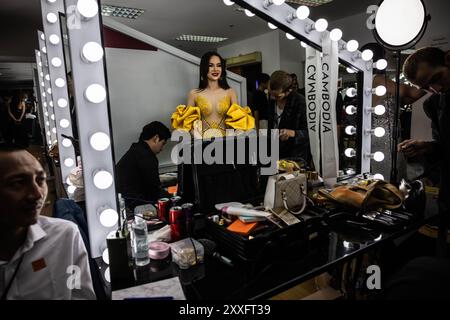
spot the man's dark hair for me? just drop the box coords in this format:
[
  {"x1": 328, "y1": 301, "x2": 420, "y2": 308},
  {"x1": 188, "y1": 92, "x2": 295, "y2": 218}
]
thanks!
[
  {"x1": 139, "y1": 121, "x2": 171, "y2": 141},
  {"x1": 257, "y1": 73, "x2": 270, "y2": 84},
  {"x1": 0, "y1": 143, "x2": 25, "y2": 153},
  {"x1": 403, "y1": 47, "x2": 446, "y2": 83}
]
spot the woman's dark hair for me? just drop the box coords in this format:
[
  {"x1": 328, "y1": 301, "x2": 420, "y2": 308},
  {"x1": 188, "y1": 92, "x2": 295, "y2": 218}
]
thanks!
[
  {"x1": 269, "y1": 70, "x2": 293, "y2": 92},
  {"x1": 139, "y1": 121, "x2": 171, "y2": 141},
  {"x1": 198, "y1": 51, "x2": 230, "y2": 91}
]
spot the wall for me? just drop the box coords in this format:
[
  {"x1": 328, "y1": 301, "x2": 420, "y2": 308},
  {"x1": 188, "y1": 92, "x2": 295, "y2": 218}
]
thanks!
[
  {"x1": 103, "y1": 20, "x2": 246, "y2": 171},
  {"x1": 218, "y1": 31, "x2": 280, "y2": 75},
  {"x1": 278, "y1": 31, "x2": 306, "y2": 88}
]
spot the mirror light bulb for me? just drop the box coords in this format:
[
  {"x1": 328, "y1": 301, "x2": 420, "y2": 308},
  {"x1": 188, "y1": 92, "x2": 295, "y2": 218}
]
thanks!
[
  {"x1": 90, "y1": 132, "x2": 110, "y2": 151},
  {"x1": 374, "y1": 127, "x2": 386, "y2": 137},
  {"x1": 345, "y1": 126, "x2": 356, "y2": 135},
  {"x1": 64, "y1": 158, "x2": 74, "y2": 167},
  {"x1": 373, "y1": 151, "x2": 385, "y2": 162},
  {"x1": 50, "y1": 114, "x2": 55, "y2": 120},
  {"x1": 223, "y1": 0, "x2": 234, "y2": 6},
  {"x1": 345, "y1": 105, "x2": 357, "y2": 115},
  {"x1": 104, "y1": 267, "x2": 110, "y2": 283},
  {"x1": 296, "y1": 5, "x2": 310, "y2": 20},
  {"x1": 44, "y1": 111, "x2": 48, "y2": 116},
  {"x1": 102, "y1": 249, "x2": 110, "y2": 264},
  {"x1": 40, "y1": 34, "x2": 45, "y2": 41},
  {"x1": 373, "y1": 173, "x2": 384, "y2": 180},
  {"x1": 62, "y1": 138, "x2": 72, "y2": 147},
  {"x1": 374, "y1": 105, "x2": 386, "y2": 115},
  {"x1": 361, "y1": 49, "x2": 374, "y2": 61},
  {"x1": 273, "y1": 0, "x2": 285, "y2": 5},
  {"x1": 45, "y1": 74, "x2": 50, "y2": 81},
  {"x1": 77, "y1": 0, "x2": 99, "y2": 19},
  {"x1": 93, "y1": 170, "x2": 113, "y2": 189},
  {"x1": 82, "y1": 42, "x2": 104, "y2": 63},
  {"x1": 47, "y1": 88, "x2": 52, "y2": 94},
  {"x1": 268, "y1": 22, "x2": 277, "y2": 30},
  {"x1": 67, "y1": 185, "x2": 76, "y2": 194},
  {"x1": 49, "y1": 101, "x2": 53, "y2": 107},
  {"x1": 41, "y1": 81, "x2": 44, "y2": 87},
  {"x1": 346, "y1": 40, "x2": 359, "y2": 52},
  {"x1": 52, "y1": 128, "x2": 57, "y2": 134},
  {"x1": 286, "y1": 33, "x2": 295, "y2": 40},
  {"x1": 99, "y1": 208, "x2": 118, "y2": 227},
  {"x1": 51, "y1": 57, "x2": 62, "y2": 68},
  {"x1": 346, "y1": 88, "x2": 357, "y2": 98},
  {"x1": 315, "y1": 18, "x2": 328, "y2": 32},
  {"x1": 55, "y1": 78, "x2": 65, "y2": 88},
  {"x1": 345, "y1": 148, "x2": 356, "y2": 158},
  {"x1": 330, "y1": 28, "x2": 343, "y2": 41},
  {"x1": 42, "y1": 47, "x2": 47, "y2": 54},
  {"x1": 375, "y1": 85, "x2": 387, "y2": 96},
  {"x1": 376, "y1": 59, "x2": 388, "y2": 70},
  {"x1": 58, "y1": 98, "x2": 68, "y2": 108},
  {"x1": 46, "y1": 13, "x2": 57, "y2": 24},
  {"x1": 85, "y1": 84, "x2": 106, "y2": 103},
  {"x1": 244, "y1": 9, "x2": 255, "y2": 17},
  {"x1": 49, "y1": 34, "x2": 60, "y2": 45},
  {"x1": 60, "y1": 118, "x2": 70, "y2": 128}
]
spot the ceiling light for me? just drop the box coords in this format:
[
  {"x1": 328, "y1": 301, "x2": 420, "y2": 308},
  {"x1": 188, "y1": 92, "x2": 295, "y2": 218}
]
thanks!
[
  {"x1": 176, "y1": 34, "x2": 228, "y2": 43},
  {"x1": 101, "y1": 4, "x2": 145, "y2": 19}
]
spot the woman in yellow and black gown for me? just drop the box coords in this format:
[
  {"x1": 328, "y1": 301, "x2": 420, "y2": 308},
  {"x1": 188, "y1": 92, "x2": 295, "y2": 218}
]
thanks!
[{"x1": 171, "y1": 51, "x2": 255, "y2": 138}]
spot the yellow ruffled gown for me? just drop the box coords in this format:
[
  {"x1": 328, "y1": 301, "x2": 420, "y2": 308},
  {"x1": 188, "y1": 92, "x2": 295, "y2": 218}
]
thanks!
[{"x1": 171, "y1": 95, "x2": 255, "y2": 138}]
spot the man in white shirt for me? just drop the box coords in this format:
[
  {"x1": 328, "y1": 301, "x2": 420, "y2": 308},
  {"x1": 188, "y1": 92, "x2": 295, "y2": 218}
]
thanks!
[{"x1": 0, "y1": 143, "x2": 96, "y2": 299}]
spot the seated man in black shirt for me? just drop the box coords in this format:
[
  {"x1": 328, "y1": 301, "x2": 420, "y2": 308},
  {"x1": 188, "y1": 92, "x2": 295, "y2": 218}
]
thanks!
[{"x1": 116, "y1": 121, "x2": 171, "y2": 208}]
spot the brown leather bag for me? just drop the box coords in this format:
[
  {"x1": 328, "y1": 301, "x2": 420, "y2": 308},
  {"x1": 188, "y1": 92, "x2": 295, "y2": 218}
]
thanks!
[{"x1": 317, "y1": 180, "x2": 404, "y2": 211}]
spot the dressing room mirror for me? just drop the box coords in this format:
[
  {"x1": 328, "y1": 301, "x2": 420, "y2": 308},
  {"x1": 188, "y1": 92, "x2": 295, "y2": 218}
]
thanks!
[{"x1": 69, "y1": 0, "x2": 366, "y2": 180}]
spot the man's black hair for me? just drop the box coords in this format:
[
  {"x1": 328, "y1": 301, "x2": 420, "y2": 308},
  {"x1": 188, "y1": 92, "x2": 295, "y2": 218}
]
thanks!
[
  {"x1": 257, "y1": 73, "x2": 270, "y2": 84},
  {"x1": 0, "y1": 143, "x2": 25, "y2": 152},
  {"x1": 139, "y1": 121, "x2": 171, "y2": 141}
]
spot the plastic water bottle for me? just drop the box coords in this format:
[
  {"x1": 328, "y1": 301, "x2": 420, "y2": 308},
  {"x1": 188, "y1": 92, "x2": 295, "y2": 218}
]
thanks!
[{"x1": 131, "y1": 217, "x2": 149, "y2": 266}]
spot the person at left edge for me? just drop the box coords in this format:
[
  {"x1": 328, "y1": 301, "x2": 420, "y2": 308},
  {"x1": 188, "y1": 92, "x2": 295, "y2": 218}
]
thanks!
[{"x1": 116, "y1": 121, "x2": 171, "y2": 209}]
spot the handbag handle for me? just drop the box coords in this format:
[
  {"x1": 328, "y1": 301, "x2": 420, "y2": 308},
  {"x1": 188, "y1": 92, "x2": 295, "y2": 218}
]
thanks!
[{"x1": 281, "y1": 187, "x2": 306, "y2": 215}]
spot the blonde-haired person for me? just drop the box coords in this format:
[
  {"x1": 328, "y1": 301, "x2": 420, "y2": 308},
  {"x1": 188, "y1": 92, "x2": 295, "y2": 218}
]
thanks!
[
  {"x1": 268, "y1": 70, "x2": 310, "y2": 163},
  {"x1": 171, "y1": 52, "x2": 255, "y2": 139}
]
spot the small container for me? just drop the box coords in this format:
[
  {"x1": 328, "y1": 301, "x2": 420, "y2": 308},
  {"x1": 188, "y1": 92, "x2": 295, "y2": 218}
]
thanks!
[
  {"x1": 181, "y1": 203, "x2": 194, "y2": 236},
  {"x1": 148, "y1": 241, "x2": 171, "y2": 260},
  {"x1": 131, "y1": 217, "x2": 149, "y2": 266},
  {"x1": 170, "y1": 238, "x2": 204, "y2": 269},
  {"x1": 170, "y1": 196, "x2": 182, "y2": 207}
]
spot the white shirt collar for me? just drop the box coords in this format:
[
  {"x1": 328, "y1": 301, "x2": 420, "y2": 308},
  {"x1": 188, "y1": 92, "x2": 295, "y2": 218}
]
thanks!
[{"x1": 9, "y1": 221, "x2": 47, "y2": 263}]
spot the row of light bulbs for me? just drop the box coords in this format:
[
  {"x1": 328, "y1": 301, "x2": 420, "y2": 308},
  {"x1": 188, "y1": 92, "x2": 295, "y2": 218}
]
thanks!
[{"x1": 44, "y1": 0, "x2": 119, "y2": 235}]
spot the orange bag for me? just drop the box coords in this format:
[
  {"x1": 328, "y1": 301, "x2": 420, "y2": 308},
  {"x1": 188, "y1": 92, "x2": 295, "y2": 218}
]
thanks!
[{"x1": 317, "y1": 180, "x2": 404, "y2": 211}]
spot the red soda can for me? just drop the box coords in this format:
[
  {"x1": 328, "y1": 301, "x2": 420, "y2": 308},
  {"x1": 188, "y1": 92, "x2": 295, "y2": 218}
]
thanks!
[
  {"x1": 157, "y1": 198, "x2": 170, "y2": 222},
  {"x1": 169, "y1": 206, "x2": 185, "y2": 242},
  {"x1": 170, "y1": 196, "x2": 182, "y2": 207}
]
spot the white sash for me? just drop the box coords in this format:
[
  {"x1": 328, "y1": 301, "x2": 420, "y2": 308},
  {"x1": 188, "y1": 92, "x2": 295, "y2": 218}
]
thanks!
[
  {"x1": 305, "y1": 46, "x2": 322, "y2": 172},
  {"x1": 320, "y1": 34, "x2": 340, "y2": 188}
]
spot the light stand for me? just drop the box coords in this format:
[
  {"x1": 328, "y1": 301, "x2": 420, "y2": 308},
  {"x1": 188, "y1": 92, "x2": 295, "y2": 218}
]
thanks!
[{"x1": 372, "y1": 0, "x2": 430, "y2": 183}]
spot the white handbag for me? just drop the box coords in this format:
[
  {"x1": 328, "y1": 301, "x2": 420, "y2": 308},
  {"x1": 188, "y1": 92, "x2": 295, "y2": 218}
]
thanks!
[{"x1": 264, "y1": 172, "x2": 307, "y2": 215}]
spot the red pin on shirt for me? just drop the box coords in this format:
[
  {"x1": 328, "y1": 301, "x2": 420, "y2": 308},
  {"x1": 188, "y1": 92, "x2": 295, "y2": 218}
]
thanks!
[{"x1": 31, "y1": 258, "x2": 46, "y2": 272}]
